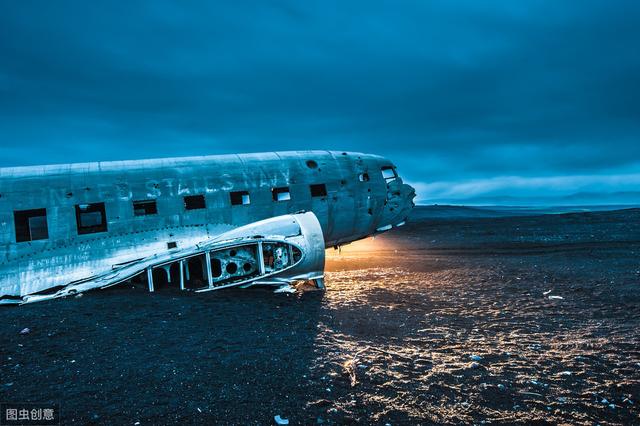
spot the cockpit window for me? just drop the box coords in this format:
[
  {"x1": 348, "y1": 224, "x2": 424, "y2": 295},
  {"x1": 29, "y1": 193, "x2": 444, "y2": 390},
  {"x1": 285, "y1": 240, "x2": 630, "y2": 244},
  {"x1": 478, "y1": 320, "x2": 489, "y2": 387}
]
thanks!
[{"x1": 381, "y1": 166, "x2": 397, "y2": 182}]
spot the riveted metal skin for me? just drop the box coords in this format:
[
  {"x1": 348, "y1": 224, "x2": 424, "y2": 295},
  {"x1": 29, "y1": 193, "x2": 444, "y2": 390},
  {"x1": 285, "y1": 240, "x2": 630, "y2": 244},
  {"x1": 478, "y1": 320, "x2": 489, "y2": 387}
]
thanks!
[{"x1": 0, "y1": 151, "x2": 415, "y2": 299}]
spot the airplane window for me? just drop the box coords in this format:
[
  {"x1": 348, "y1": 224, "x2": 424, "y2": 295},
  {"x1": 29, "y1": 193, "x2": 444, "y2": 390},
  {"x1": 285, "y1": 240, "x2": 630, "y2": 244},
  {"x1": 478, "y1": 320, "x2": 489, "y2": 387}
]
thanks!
[
  {"x1": 358, "y1": 172, "x2": 370, "y2": 182},
  {"x1": 230, "y1": 191, "x2": 250, "y2": 206},
  {"x1": 272, "y1": 187, "x2": 291, "y2": 202},
  {"x1": 306, "y1": 160, "x2": 318, "y2": 169},
  {"x1": 75, "y1": 203, "x2": 108, "y2": 235},
  {"x1": 184, "y1": 194, "x2": 206, "y2": 210},
  {"x1": 14, "y1": 208, "x2": 49, "y2": 242},
  {"x1": 310, "y1": 184, "x2": 327, "y2": 197},
  {"x1": 133, "y1": 200, "x2": 158, "y2": 216},
  {"x1": 381, "y1": 166, "x2": 397, "y2": 181}
]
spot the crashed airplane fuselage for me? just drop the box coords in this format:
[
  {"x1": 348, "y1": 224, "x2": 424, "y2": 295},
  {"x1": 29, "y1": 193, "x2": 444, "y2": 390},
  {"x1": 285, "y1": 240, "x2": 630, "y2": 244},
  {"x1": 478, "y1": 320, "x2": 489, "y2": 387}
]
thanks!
[{"x1": 0, "y1": 151, "x2": 415, "y2": 303}]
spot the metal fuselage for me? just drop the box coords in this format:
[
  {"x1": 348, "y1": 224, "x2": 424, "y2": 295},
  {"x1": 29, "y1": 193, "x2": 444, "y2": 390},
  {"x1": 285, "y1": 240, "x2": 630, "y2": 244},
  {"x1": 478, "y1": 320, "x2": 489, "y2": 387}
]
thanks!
[{"x1": 0, "y1": 151, "x2": 415, "y2": 297}]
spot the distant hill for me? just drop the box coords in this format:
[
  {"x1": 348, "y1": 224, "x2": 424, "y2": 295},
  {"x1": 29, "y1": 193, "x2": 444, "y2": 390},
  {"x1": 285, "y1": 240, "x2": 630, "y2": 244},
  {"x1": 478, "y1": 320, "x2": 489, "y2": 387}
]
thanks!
[
  {"x1": 420, "y1": 191, "x2": 640, "y2": 207},
  {"x1": 409, "y1": 204, "x2": 640, "y2": 220},
  {"x1": 408, "y1": 205, "x2": 527, "y2": 220}
]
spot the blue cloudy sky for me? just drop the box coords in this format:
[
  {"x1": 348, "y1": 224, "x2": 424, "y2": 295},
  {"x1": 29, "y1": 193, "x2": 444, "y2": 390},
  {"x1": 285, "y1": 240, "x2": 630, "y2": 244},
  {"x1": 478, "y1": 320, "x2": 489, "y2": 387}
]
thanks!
[{"x1": 1, "y1": 1, "x2": 639, "y2": 205}]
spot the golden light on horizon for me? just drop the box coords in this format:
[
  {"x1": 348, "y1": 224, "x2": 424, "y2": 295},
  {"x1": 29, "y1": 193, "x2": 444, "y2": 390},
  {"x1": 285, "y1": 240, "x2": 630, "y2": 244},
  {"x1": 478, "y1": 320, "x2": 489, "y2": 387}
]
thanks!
[{"x1": 325, "y1": 235, "x2": 405, "y2": 266}]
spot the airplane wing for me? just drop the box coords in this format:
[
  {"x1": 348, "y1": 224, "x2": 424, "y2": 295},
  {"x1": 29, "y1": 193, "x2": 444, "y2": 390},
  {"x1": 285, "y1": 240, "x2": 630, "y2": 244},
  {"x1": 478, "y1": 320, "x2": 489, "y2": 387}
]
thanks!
[{"x1": 18, "y1": 212, "x2": 325, "y2": 304}]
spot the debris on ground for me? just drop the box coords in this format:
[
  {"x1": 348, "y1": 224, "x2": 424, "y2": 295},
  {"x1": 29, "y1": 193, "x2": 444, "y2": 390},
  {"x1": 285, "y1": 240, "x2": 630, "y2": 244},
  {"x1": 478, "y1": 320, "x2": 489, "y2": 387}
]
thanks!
[
  {"x1": 274, "y1": 285, "x2": 296, "y2": 294},
  {"x1": 274, "y1": 415, "x2": 289, "y2": 425}
]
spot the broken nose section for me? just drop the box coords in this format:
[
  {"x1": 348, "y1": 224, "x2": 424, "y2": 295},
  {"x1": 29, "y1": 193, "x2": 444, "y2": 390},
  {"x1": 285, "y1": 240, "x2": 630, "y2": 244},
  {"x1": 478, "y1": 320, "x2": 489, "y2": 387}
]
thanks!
[{"x1": 376, "y1": 181, "x2": 416, "y2": 233}]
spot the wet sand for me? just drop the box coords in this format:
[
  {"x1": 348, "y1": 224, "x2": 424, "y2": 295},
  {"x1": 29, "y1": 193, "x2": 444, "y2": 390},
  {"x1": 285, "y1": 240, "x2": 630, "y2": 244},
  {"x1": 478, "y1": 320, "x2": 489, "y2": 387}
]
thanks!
[{"x1": 1, "y1": 207, "x2": 639, "y2": 424}]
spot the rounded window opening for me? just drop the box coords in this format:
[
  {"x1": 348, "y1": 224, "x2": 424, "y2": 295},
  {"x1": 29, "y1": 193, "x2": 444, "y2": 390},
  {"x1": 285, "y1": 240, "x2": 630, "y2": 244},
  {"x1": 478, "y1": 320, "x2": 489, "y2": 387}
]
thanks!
[
  {"x1": 226, "y1": 262, "x2": 238, "y2": 274},
  {"x1": 229, "y1": 249, "x2": 237, "y2": 257},
  {"x1": 306, "y1": 160, "x2": 318, "y2": 169},
  {"x1": 211, "y1": 258, "x2": 222, "y2": 278},
  {"x1": 243, "y1": 262, "x2": 252, "y2": 272}
]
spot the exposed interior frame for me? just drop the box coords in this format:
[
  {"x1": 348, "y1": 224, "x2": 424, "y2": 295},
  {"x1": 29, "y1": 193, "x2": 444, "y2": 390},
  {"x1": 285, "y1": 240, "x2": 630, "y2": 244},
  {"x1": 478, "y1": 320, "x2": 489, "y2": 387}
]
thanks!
[{"x1": 143, "y1": 239, "x2": 306, "y2": 293}]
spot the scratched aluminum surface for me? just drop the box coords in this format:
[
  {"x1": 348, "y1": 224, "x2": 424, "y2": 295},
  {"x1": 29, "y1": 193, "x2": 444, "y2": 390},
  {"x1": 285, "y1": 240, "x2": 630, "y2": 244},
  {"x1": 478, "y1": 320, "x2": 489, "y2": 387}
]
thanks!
[{"x1": 0, "y1": 151, "x2": 415, "y2": 297}]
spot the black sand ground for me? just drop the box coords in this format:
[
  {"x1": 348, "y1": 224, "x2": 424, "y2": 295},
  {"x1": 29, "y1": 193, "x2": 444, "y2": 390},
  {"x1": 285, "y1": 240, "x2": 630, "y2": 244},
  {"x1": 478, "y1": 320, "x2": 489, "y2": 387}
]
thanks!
[{"x1": 1, "y1": 207, "x2": 639, "y2": 425}]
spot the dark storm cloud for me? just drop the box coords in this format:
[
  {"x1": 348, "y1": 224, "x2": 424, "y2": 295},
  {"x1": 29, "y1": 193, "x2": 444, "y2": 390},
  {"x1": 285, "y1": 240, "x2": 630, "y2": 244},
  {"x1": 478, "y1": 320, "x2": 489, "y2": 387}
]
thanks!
[{"x1": 1, "y1": 0, "x2": 639, "y2": 203}]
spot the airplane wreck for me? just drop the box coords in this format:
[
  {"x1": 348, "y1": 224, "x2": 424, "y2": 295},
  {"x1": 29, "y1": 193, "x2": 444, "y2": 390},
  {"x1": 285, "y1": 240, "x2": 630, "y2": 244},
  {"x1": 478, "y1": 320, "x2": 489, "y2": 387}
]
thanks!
[{"x1": 0, "y1": 151, "x2": 415, "y2": 304}]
